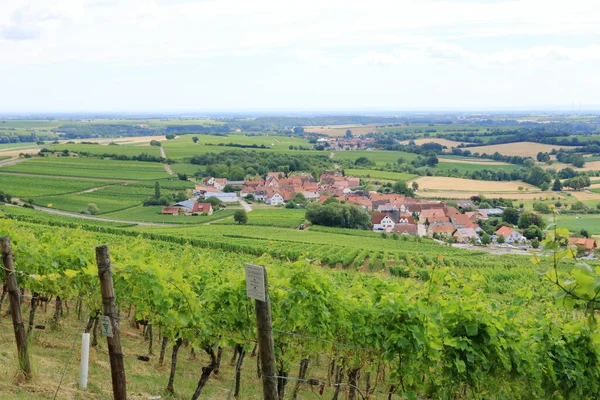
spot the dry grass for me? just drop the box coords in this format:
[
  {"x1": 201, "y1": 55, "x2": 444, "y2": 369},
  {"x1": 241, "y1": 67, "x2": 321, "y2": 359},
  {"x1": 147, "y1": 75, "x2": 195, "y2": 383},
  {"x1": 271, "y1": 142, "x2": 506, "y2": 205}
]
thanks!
[
  {"x1": 463, "y1": 142, "x2": 580, "y2": 158},
  {"x1": 568, "y1": 191, "x2": 600, "y2": 201},
  {"x1": 303, "y1": 125, "x2": 378, "y2": 136},
  {"x1": 416, "y1": 191, "x2": 558, "y2": 200},
  {"x1": 437, "y1": 157, "x2": 512, "y2": 165},
  {"x1": 414, "y1": 176, "x2": 538, "y2": 192},
  {"x1": 399, "y1": 138, "x2": 471, "y2": 148},
  {"x1": 543, "y1": 161, "x2": 600, "y2": 172}
]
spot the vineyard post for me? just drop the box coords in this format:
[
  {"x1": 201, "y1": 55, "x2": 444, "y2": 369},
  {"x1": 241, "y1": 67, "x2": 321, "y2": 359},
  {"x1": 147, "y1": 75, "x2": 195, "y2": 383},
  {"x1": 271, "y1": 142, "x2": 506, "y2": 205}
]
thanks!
[
  {"x1": 245, "y1": 264, "x2": 278, "y2": 400},
  {"x1": 96, "y1": 245, "x2": 127, "y2": 400},
  {"x1": 1, "y1": 236, "x2": 31, "y2": 379}
]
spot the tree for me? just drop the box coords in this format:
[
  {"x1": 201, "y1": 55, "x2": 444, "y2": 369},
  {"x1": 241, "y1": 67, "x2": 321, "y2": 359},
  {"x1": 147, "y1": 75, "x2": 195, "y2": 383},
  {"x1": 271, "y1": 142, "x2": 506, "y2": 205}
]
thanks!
[
  {"x1": 177, "y1": 173, "x2": 188, "y2": 181},
  {"x1": 540, "y1": 182, "x2": 550, "y2": 191},
  {"x1": 518, "y1": 211, "x2": 543, "y2": 229},
  {"x1": 293, "y1": 126, "x2": 304, "y2": 134},
  {"x1": 411, "y1": 181, "x2": 419, "y2": 191},
  {"x1": 497, "y1": 235, "x2": 506, "y2": 244},
  {"x1": 345, "y1": 129, "x2": 353, "y2": 138},
  {"x1": 150, "y1": 140, "x2": 162, "y2": 147},
  {"x1": 533, "y1": 202, "x2": 551, "y2": 214},
  {"x1": 154, "y1": 181, "x2": 161, "y2": 199},
  {"x1": 87, "y1": 203, "x2": 100, "y2": 215},
  {"x1": 165, "y1": 133, "x2": 176, "y2": 140},
  {"x1": 234, "y1": 209, "x2": 248, "y2": 225},
  {"x1": 481, "y1": 233, "x2": 491, "y2": 245},
  {"x1": 354, "y1": 157, "x2": 373, "y2": 167},
  {"x1": 523, "y1": 225, "x2": 543, "y2": 241},
  {"x1": 552, "y1": 178, "x2": 563, "y2": 191},
  {"x1": 305, "y1": 202, "x2": 371, "y2": 230},
  {"x1": 392, "y1": 180, "x2": 414, "y2": 197},
  {"x1": 502, "y1": 208, "x2": 520, "y2": 225},
  {"x1": 531, "y1": 238, "x2": 540, "y2": 248},
  {"x1": 192, "y1": 136, "x2": 199, "y2": 143},
  {"x1": 580, "y1": 229, "x2": 590, "y2": 238}
]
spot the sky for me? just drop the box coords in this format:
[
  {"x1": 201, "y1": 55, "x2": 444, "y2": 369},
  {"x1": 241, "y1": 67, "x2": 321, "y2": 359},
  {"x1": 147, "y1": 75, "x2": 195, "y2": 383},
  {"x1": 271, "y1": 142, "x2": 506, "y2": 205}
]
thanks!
[{"x1": 1, "y1": 0, "x2": 599, "y2": 113}]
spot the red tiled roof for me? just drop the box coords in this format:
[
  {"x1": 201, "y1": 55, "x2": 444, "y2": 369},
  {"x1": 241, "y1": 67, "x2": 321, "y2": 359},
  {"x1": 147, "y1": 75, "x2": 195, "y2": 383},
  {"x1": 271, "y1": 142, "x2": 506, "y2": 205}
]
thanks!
[
  {"x1": 568, "y1": 237, "x2": 598, "y2": 250},
  {"x1": 161, "y1": 207, "x2": 180, "y2": 215},
  {"x1": 372, "y1": 212, "x2": 388, "y2": 224},
  {"x1": 495, "y1": 226, "x2": 514, "y2": 237},
  {"x1": 193, "y1": 203, "x2": 212, "y2": 213}
]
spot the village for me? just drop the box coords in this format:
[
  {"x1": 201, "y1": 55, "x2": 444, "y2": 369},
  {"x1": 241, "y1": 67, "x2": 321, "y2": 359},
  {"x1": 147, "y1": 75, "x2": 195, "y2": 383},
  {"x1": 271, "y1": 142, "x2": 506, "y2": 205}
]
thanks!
[{"x1": 158, "y1": 170, "x2": 598, "y2": 257}]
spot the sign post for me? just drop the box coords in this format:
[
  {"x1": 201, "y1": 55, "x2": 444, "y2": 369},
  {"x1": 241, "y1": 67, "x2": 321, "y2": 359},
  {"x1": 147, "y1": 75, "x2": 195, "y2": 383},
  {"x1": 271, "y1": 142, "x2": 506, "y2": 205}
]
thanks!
[{"x1": 245, "y1": 264, "x2": 278, "y2": 400}]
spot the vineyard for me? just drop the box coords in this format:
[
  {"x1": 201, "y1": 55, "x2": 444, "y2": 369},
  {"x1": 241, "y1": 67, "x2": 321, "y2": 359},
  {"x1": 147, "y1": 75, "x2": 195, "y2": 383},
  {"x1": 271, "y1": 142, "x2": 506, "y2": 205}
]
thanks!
[{"x1": 2, "y1": 218, "x2": 600, "y2": 399}]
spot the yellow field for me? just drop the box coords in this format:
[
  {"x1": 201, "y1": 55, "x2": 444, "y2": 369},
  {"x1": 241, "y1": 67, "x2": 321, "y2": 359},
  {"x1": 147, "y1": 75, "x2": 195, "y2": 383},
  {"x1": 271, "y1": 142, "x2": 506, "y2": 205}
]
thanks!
[
  {"x1": 399, "y1": 138, "x2": 471, "y2": 149},
  {"x1": 569, "y1": 191, "x2": 600, "y2": 201},
  {"x1": 414, "y1": 176, "x2": 539, "y2": 192},
  {"x1": 437, "y1": 157, "x2": 511, "y2": 165},
  {"x1": 416, "y1": 191, "x2": 559, "y2": 200},
  {"x1": 543, "y1": 161, "x2": 600, "y2": 172},
  {"x1": 464, "y1": 142, "x2": 579, "y2": 158},
  {"x1": 304, "y1": 125, "x2": 378, "y2": 136}
]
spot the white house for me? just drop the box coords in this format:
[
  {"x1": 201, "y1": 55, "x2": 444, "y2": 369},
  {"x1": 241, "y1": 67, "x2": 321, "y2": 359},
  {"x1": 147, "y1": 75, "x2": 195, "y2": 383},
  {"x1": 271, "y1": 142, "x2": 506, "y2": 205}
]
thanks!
[
  {"x1": 266, "y1": 192, "x2": 285, "y2": 206},
  {"x1": 495, "y1": 226, "x2": 525, "y2": 243},
  {"x1": 372, "y1": 213, "x2": 396, "y2": 231}
]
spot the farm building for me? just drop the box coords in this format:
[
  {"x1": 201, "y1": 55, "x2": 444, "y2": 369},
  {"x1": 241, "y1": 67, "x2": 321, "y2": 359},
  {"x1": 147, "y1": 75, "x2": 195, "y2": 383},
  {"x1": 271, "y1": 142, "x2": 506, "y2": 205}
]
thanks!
[
  {"x1": 205, "y1": 192, "x2": 238, "y2": 203},
  {"x1": 453, "y1": 228, "x2": 479, "y2": 243},
  {"x1": 568, "y1": 237, "x2": 598, "y2": 255},
  {"x1": 161, "y1": 206, "x2": 182, "y2": 215}
]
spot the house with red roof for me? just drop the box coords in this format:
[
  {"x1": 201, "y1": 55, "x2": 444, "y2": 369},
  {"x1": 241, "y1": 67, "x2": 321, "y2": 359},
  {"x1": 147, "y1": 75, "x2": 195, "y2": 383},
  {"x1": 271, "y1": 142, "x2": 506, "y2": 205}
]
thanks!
[
  {"x1": 495, "y1": 226, "x2": 524, "y2": 243},
  {"x1": 568, "y1": 237, "x2": 598, "y2": 255},
  {"x1": 193, "y1": 203, "x2": 213, "y2": 215},
  {"x1": 161, "y1": 206, "x2": 182, "y2": 215}
]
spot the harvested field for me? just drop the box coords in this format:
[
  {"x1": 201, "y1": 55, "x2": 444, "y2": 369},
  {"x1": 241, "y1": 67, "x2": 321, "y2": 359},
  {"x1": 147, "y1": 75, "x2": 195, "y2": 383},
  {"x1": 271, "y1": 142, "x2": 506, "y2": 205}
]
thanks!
[
  {"x1": 417, "y1": 191, "x2": 558, "y2": 200},
  {"x1": 463, "y1": 142, "x2": 580, "y2": 158},
  {"x1": 543, "y1": 161, "x2": 600, "y2": 172},
  {"x1": 414, "y1": 176, "x2": 539, "y2": 192},
  {"x1": 400, "y1": 138, "x2": 471, "y2": 148},
  {"x1": 568, "y1": 191, "x2": 600, "y2": 201},
  {"x1": 304, "y1": 124, "x2": 378, "y2": 136},
  {"x1": 437, "y1": 157, "x2": 512, "y2": 166}
]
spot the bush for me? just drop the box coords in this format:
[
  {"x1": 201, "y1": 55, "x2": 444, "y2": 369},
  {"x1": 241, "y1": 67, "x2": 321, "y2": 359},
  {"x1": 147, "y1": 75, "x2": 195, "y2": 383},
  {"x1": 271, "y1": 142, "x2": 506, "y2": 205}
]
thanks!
[
  {"x1": 150, "y1": 140, "x2": 161, "y2": 147},
  {"x1": 234, "y1": 209, "x2": 248, "y2": 224}
]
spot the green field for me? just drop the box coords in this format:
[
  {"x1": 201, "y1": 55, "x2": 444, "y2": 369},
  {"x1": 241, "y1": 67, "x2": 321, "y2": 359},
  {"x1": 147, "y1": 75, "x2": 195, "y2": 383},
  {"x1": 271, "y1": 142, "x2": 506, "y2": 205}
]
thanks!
[
  {"x1": 435, "y1": 161, "x2": 520, "y2": 174},
  {"x1": 103, "y1": 205, "x2": 236, "y2": 224},
  {"x1": 169, "y1": 162, "x2": 204, "y2": 176},
  {"x1": 344, "y1": 168, "x2": 417, "y2": 181},
  {"x1": 0, "y1": 174, "x2": 114, "y2": 197},
  {"x1": 0, "y1": 204, "x2": 137, "y2": 228},
  {"x1": 33, "y1": 185, "x2": 153, "y2": 214},
  {"x1": 49, "y1": 143, "x2": 162, "y2": 157},
  {"x1": 551, "y1": 214, "x2": 600, "y2": 235},
  {"x1": 162, "y1": 134, "x2": 314, "y2": 159},
  {"x1": 213, "y1": 208, "x2": 306, "y2": 228},
  {"x1": 1, "y1": 156, "x2": 169, "y2": 180},
  {"x1": 332, "y1": 150, "x2": 419, "y2": 164}
]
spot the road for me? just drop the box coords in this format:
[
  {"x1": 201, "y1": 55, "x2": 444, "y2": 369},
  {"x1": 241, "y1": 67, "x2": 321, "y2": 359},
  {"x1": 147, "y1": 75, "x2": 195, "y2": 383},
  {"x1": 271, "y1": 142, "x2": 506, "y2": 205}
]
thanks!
[{"x1": 238, "y1": 198, "x2": 252, "y2": 212}]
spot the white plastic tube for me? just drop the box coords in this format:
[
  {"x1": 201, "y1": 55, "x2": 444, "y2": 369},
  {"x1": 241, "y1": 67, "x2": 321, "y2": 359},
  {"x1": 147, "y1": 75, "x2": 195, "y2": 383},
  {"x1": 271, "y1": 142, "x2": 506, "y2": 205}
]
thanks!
[{"x1": 79, "y1": 333, "x2": 90, "y2": 389}]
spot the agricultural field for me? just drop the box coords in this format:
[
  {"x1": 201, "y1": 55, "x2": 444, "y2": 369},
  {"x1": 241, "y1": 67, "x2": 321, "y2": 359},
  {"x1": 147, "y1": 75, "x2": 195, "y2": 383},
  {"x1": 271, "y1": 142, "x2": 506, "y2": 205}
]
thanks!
[
  {"x1": 33, "y1": 184, "x2": 153, "y2": 214},
  {"x1": 332, "y1": 150, "x2": 419, "y2": 164},
  {"x1": 161, "y1": 134, "x2": 314, "y2": 159},
  {"x1": 0, "y1": 174, "x2": 114, "y2": 198},
  {"x1": 343, "y1": 168, "x2": 417, "y2": 181},
  {"x1": 48, "y1": 143, "x2": 162, "y2": 157},
  {"x1": 0, "y1": 156, "x2": 169, "y2": 180},
  {"x1": 168, "y1": 162, "x2": 203, "y2": 176},
  {"x1": 213, "y1": 208, "x2": 305, "y2": 228},
  {"x1": 0, "y1": 204, "x2": 137, "y2": 228},
  {"x1": 435, "y1": 160, "x2": 520, "y2": 174},
  {"x1": 399, "y1": 138, "x2": 472, "y2": 148},
  {"x1": 414, "y1": 176, "x2": 539, "y2": 192},
  {"x1": 463, "y1": 142, "x2": 581, "y2": 158},
  {"x1": 0, "y1": 119, "x2": 62, "y2": 129},
  {"x1": 551, "y1": 214, "x2": 600, "y2": 235},
  {"x1": 304, "y1": 124, "x2": 379, "y2": 136}
]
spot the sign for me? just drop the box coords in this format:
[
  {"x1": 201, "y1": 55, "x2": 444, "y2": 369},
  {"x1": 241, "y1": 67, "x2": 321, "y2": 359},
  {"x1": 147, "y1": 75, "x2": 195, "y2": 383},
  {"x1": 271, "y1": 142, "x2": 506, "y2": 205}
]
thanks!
[
  {"x1": 245, "y1": 264, "x2": 266, "y2": 301},
  {"x1": 47, "y1": 204, "x2": 53, "y2": 207},
  {"x1": 99, "y1": 315, "x2": 113, "y2": 338}
]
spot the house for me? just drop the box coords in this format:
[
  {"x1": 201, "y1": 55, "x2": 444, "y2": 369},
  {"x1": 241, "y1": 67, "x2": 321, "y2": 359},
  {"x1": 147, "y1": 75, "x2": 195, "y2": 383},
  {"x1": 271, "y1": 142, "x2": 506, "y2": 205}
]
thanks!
[
  {"x1": 465, "y1": 211, "x2": 488, "y2": 221},
  {"x1": 430, "y1": 224, "x2": 455, "y2": 237},
  {"x1": 213, "y1": 178, "x2": 227, "y2": 191},
  {"x1": 453, "y1": 200, "x2": 475, "y2": 210},
  {"x1": 420, "y1": 208, "x2": 446, "y2": 220},
  {"x1": 161, "y1": 206, "x2": 182, "y2": 215},
  {"x1": 451, "y1": 214, "x2": 473, "y2": 229},
  {"x1": 372, "y1": 212, "x2": 396, "y2": 231},
  {"x1": 393, "y1": 224, "x2": 418, "y2": 235},
  {"x1": 203, "y1": 177, "x2": 216, "y2": 186},
  {"x1": 226, "y1": 181, "x2": 245, "y2": 187},
  {"x1": 495, "y1": 226, "x2": 525, "y2": 243},
  {"x1": 266, "y1": 192, "x2": 285, "y2": 206},
  {"x1": 193, "y1": 203, "x2": 213, "y2": 215},
  {"x1": 568, "y1": 238, "x2": 598, "y2": 255},
  {"x1": 453, "y1": 228, "x2": 479, "y2": 243},
  {"x1": 266, "y1": 172, "x2": 284, "y2": 180},
  {"x1": 478, "y1": 208, "x2": 504, "y2": 217}
]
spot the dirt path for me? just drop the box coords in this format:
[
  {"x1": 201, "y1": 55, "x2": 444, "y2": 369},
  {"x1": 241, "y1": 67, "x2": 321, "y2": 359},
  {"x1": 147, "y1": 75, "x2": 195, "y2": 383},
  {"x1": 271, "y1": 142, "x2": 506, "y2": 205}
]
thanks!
[
  {"x1": 160, "y1": 146, "x2": 175, "y2": 175},
  {"x1": 29, "y1": 205, "x2": 180, "y2": 227},
  {"x1": 239, "y1": 199, "x2": 252, "y2": 212},
  {"x1": 70, "y1": 185, "x2": 114, "y2": 195},
  {"x1": 0, "y1": 157, "x2": 27, "y2": 167}
]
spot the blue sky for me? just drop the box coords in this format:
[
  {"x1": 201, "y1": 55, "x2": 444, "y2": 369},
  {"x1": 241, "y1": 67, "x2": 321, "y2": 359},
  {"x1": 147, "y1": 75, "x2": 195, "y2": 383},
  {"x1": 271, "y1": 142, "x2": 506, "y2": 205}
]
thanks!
[{"x1": 1, "y1": 0, "x2": 599, "y2": 112}]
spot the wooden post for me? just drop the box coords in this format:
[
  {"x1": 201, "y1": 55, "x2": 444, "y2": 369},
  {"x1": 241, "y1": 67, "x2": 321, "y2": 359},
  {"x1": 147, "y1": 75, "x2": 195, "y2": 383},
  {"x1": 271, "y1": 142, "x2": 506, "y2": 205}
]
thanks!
[
  {"x1": 1, "y1": 236, "x2": 31, "y2": 379},
  {"x1": 96, "y1": 245, "x2": 127, "y2": 400},
  {"x1": 246, "y1": 264, "x2": 279, "y2": 400}
]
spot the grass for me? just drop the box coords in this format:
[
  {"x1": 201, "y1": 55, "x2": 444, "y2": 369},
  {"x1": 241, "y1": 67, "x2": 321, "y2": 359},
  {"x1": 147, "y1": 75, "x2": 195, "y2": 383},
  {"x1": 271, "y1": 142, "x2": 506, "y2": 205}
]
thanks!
[
  {"x1": 168, "y1": 162, "x2": 204, "y2": 176},
  {"x1": 435, "y1": 161, "x2": 520, "y2": 174},
  {"x1": 1, "y1": 157, "x2": 169, "y2": 180},
  {"x1": 213, "y1": 208, "x2": 305, "y2": 228},
  {"x1": 33, "y1": 185, "x2": 153, "y2": 214},
  {"x1": 0, "y1": 174, "x2": 114, "y2": 198},
  {"x1": 0, "y1": 205, "x2": 137, "y2": 228},
  {"x1": 103, "y1": 206, "x2": 236, "y2": 224},
  {"x1": 162, "y1": 135, "x2": 314, "y2": 159},
  {"x1": 343, "y1": 168, "x2": 417, "y2": 181},
  {"x1": 49, "y1": 143, "x2": 162, "y2": 157},
  {"x1": 332, "y1": 150, "x2": 419, "y2": 164},
  {"x1": 551, "y1": 214, "x2": 600, "y2": 235}
]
